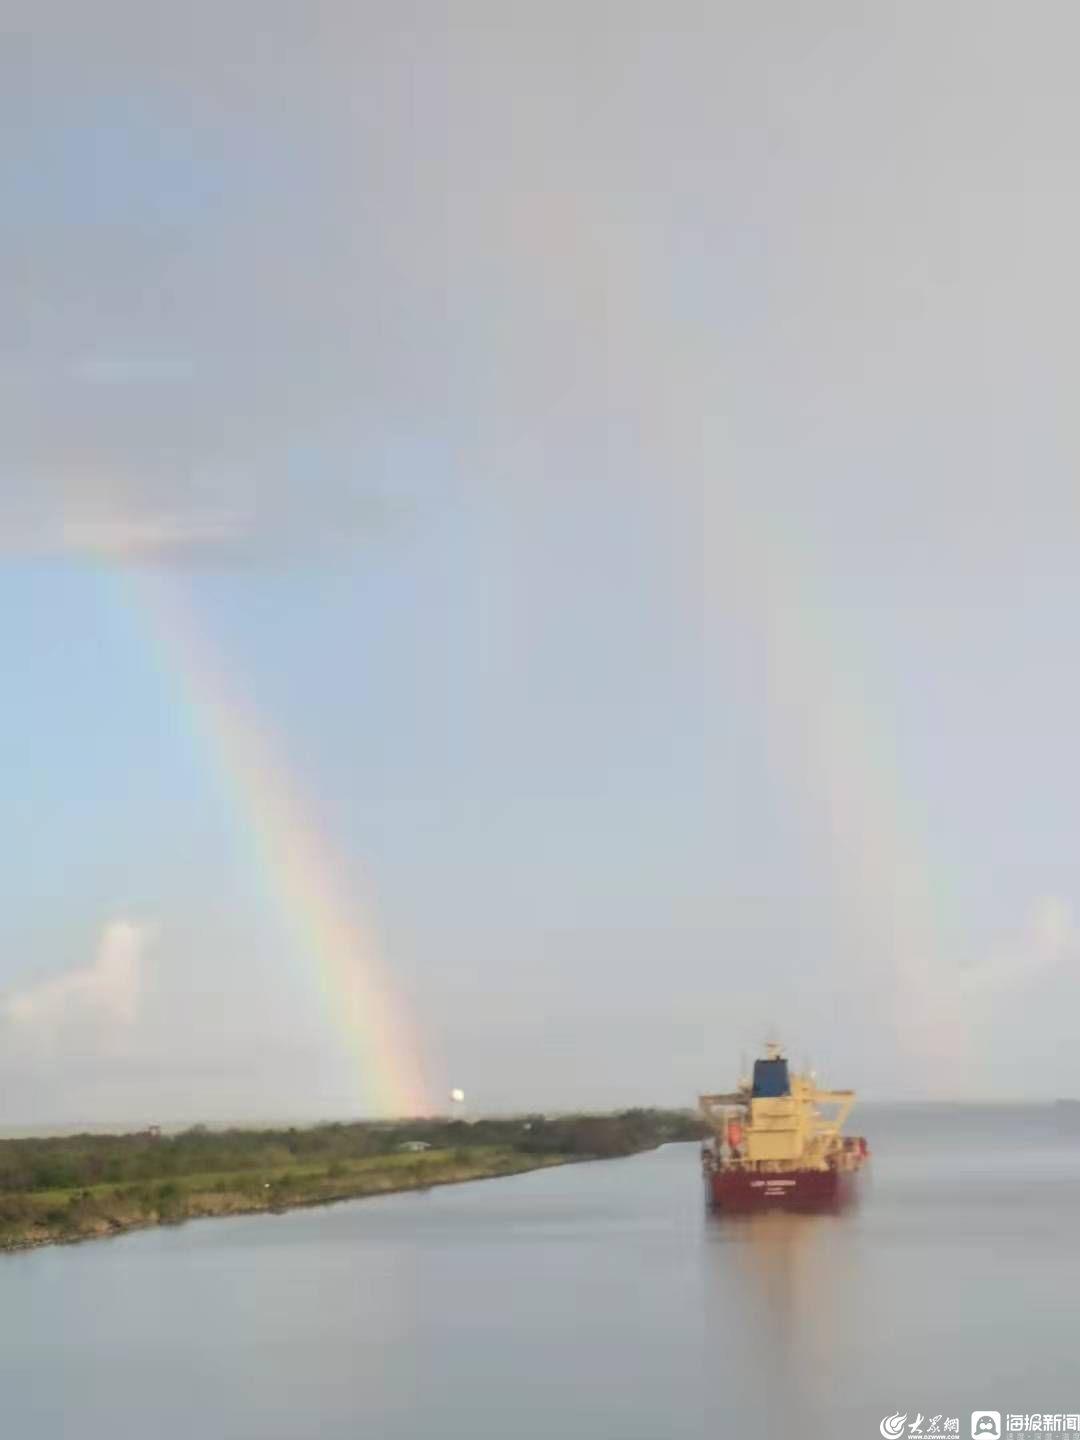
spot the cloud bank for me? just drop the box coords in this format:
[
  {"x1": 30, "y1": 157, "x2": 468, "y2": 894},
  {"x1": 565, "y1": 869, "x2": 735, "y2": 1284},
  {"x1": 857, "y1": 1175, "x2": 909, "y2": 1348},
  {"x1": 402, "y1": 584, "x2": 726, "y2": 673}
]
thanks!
[
  {"x1": 3, "y1": 920, "x2": 151, "y2": 1044},
  {"x1": 946, "y1": 897, "x2": 1077, "y2": 1006}
]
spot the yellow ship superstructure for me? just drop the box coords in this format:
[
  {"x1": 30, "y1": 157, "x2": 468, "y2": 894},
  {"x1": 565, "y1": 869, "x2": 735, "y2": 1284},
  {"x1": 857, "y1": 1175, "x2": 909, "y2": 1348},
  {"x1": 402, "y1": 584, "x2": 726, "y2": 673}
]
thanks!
[{"x1": 699, "y1": 1043, "x2": 868, "y2": 1210}]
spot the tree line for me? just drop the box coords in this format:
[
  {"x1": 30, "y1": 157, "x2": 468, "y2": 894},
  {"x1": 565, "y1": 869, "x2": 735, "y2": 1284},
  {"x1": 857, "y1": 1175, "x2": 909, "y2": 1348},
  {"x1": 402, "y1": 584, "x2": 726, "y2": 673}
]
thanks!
[{"x1": 0, "y1": 1108, "x2": 706, "y2": 1194}]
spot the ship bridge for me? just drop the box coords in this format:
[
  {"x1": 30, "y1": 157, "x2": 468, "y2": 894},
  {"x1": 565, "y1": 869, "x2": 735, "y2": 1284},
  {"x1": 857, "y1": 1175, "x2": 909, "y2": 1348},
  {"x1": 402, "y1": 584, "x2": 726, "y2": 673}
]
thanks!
[{"x1": 699, "y1": 1044, "x2": 857, "y2": 1172}]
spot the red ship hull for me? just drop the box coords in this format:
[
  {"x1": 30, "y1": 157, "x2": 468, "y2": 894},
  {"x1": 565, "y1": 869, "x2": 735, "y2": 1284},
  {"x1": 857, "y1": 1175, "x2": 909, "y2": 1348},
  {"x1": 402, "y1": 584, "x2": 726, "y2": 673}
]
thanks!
[{"x1": 706, "y1": 1166, "x2": 858, "y2": 1214}]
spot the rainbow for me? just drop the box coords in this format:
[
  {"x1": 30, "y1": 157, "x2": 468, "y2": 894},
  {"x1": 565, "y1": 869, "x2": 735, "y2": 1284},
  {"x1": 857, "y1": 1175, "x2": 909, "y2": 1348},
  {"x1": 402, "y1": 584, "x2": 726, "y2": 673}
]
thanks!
[
  {"x1": 55, "y1": 194, "x2": 965, "y2": 1102},
  {"x1": 507, "y1": 196, "x2": 962, "y2": 1087},
  {"x1": 721, "y1": 513, "x2": 960, "y2": 1081},
  {"x1": 117, "y1": 568, "x2": 431, "y2": 1118}
]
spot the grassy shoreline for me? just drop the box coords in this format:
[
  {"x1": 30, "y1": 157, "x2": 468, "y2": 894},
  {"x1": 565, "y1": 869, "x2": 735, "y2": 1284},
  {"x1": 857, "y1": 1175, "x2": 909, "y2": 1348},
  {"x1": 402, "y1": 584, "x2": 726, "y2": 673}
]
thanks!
[
  {"x1": 0, "y1": 1109, "x2": 706, "y2": 1254},
  {"x1": 0, "y1": 1146, "x2": 579, "y2": 1253}
]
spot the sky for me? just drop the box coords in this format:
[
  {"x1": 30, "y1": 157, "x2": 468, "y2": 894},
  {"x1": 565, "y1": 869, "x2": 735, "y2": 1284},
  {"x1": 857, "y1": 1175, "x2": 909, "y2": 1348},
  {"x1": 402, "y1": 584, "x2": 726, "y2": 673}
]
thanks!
[{"x1": 1, "y1": 2, "x2": 1079, "y2": 1123}]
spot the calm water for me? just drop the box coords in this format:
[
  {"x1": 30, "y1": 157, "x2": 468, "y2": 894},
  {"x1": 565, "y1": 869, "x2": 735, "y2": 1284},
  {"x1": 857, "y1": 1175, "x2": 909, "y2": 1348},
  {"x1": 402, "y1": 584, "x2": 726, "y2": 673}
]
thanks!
[{"x1": 4, "y1": 1106, "x2": 1080, "y2": 1439}]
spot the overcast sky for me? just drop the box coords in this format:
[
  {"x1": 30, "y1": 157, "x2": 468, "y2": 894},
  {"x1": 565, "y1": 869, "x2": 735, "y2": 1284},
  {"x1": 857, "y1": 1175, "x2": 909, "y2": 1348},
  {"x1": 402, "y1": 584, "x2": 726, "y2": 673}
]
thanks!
[{"x1": 2, "y1": 2, "x2": 1079, "y2": 1124}]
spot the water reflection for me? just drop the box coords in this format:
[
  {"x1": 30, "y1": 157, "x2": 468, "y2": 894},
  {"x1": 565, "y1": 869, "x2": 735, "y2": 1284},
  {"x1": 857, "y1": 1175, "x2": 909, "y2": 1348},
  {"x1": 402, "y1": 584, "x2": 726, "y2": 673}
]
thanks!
[
  {"x1": 6, "y1": 1118, "x2": 1080, "y2": 1440},
  {"x1": 703, "y1": 1208, "x2": 862, "y2": 1436}
]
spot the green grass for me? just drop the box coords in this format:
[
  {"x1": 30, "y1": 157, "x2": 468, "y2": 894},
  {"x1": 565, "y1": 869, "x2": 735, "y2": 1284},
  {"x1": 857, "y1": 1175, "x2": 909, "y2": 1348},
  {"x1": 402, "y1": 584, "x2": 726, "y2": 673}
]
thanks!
[
  {"x1": 0, "y1": 1147, "x2": 571, "y2": 1251},
  {"x1": 0, "y1": 1108, "x2": 707, "y2": 1251}
]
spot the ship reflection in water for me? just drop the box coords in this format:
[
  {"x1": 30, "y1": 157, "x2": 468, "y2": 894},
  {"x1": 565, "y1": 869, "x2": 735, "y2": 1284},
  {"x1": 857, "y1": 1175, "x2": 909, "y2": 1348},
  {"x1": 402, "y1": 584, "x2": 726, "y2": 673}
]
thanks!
[
  {"x1": 701, "y1": 1104, "x2": 1080, "y2": 1439},
  {"x1": 703, "y1": 1206, "x2": 864, "y2": 1437}
]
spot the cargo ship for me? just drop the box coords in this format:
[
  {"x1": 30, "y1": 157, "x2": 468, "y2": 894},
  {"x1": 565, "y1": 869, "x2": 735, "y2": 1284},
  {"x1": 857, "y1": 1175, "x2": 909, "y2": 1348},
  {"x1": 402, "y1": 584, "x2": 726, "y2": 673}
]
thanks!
[{"x1": 699, "y1": 1044, "x2": 869, "y2": 1212}]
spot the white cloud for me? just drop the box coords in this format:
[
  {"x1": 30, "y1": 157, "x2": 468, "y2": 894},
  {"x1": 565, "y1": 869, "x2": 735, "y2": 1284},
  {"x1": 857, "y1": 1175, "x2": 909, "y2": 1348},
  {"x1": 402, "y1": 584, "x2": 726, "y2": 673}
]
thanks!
[
  {"x1": 0, "y1": 477, "x2": 395, "y2": 567},
  {"x1": 4, "y1": 920, "x2": 151, "y2": 1036},
  {"x1": 1030, "y1": 896, "x2": 1075, "y2": 958},
  {"x1": 954, "y1": 896, "x2": 1077, "y2": 999},
  {"x1": 58, "y1": 509, "x2": 243, "y2": 561}
]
